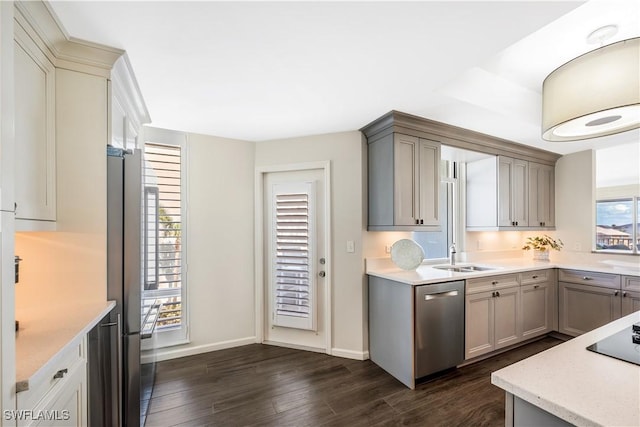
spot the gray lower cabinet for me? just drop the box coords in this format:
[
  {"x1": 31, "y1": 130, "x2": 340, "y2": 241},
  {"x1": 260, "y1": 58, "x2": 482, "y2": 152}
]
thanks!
[
  {"x1": 622, "y1": 276, "x2": 640, "y2": 316},
  {"x1": 558, "y1": 269, "x2": 623, "y2": 337},
  {"x1": 465, "y1": 274, "x2": 521, "y2": 360},
  {"x1": 520, "y1": 270, "x2": 556, "y2": 339}
]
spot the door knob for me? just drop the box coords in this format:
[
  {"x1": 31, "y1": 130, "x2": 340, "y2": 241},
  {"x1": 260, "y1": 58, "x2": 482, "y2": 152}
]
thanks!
[{"x1": 319, "y1": 271, "x2": 326, "y2": 278}]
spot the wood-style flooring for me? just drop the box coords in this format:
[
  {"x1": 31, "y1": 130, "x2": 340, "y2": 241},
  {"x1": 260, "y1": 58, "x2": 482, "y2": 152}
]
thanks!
[{"x1": 144, "y1": 337, "x2": 562, "y2": 427}]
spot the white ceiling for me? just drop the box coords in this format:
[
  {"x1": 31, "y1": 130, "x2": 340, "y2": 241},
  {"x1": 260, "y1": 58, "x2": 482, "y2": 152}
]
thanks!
[{"x1": 48, "y1": 0, "x2": 640, "y2": 155}]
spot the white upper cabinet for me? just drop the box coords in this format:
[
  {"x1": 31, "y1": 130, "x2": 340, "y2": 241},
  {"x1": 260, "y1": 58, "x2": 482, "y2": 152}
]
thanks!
[{"x1": 14, "y1": 20, "x2": 56, "y2": 229}]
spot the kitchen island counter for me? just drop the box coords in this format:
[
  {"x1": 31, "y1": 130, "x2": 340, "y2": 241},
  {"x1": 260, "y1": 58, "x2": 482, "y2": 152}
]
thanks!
[
  {"x1": 492, "y1": 311, "x2": 640, "y2": 426},
  {"x1": 15, "y1": 300, "x2": 115, "y2": 392}
]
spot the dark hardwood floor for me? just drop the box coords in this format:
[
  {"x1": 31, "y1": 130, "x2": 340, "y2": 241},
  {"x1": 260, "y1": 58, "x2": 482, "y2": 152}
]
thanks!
[{"x1": 144, "y1": 337, "x2": 562, "y2": 427}]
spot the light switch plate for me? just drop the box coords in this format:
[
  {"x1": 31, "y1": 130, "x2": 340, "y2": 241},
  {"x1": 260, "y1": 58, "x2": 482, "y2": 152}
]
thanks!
[{"x1": 346, "y1": 240, "x2": 355, "y2": 253}]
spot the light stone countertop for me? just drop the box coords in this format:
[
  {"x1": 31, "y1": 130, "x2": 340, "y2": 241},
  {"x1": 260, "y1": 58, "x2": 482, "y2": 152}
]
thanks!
[
  {"x1": 366, "y1": 256, "x2": 640, "y2": 286},
  {"x1": 15, "y1": 300, "x2": 116, "y2": 392},
  {"x1": 491, "y1": 311, "x2": 640, "y2": 427}
]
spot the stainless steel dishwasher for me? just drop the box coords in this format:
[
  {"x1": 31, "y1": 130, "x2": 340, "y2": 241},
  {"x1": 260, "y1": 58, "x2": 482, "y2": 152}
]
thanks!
[{"x1": 414, "y1": 280, "x2": 465, "y2": 378}]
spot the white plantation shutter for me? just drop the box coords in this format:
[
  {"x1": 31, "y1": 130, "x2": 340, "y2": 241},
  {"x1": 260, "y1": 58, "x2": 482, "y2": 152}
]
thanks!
[{"x1": 271, "y1": 181, "x2": 317, "y2": 331}]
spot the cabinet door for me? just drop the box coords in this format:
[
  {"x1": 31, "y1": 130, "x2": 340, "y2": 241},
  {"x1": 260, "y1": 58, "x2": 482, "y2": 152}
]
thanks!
[
  {"x1": 529, "y1": 163, "x2": 555, "y2": 228},
  {"x1": 498, "y1": 156, "x2": 528, "y2": 227},
  {"x1": 511, "y1": 159, "x2": 528, "y2": 227},
  {"x1": 497, "y1": 156, "x2": 513, "y2": 227},
  {"x1": 34, "y1": 362, "x2": 86, "y2": 427},
  {"x1": 494, "y1": 286, "x2": 521, "y2": 349},
  {"x1": 521, "y1": 282, "x2": 552, "y2": 339},
  {"x1": 465, "y1": 291, "x2": 494, "y2": 359},
  {"x1": 622, "y1": 290, "x2": 640, "y2": 316},
  {"x1": 14, "y1": 32, "x2": 56, "y2": 222},
  {"x1": 393, "y1": 134, "x2": 419, "y2": 226},
  {"x1": 558, "y1": 282, "x2": 622, "y2": 337},
  {"x1": 417, "y1": 138, "x2": 440, "y2": 227}
]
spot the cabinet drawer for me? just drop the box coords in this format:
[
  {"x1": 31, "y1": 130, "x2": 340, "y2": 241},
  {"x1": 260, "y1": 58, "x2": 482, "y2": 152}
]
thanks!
[
  {"x1": 520, "y1": 269, "x2": 552, "y2": 285},
  {"x1": 17, "y1": 338, "x2": 85, "y2": 412},
  {"x1": 466, "y1": 274, "x2": 519, "y2": 294},
  {"x1": 558, "y1": 269, "x2": 620, "y2": 289},
  {"x1": 623, "y1": 276, "x2": 640, "y2": 292}
]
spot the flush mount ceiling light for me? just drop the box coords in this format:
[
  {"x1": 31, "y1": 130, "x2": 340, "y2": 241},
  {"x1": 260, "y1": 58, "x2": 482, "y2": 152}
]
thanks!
[{"x1": 542, "y1": 36, "x2": 640, "y2": 142}]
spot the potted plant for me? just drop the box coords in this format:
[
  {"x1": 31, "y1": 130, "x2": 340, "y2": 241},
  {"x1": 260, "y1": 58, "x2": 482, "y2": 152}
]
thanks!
[{"x1": 522, "y1": 235, "x2": 563, "y2": 261}]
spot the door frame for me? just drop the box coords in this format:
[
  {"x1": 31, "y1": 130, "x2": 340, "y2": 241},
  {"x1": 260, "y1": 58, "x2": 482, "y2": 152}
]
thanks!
[{"x1": 254, "y1": 161, "x2": 332, "y2": 355}]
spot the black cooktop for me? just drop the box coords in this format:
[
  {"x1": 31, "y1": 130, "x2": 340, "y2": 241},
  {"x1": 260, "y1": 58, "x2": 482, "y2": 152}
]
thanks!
[{"x1": 586, "y1": 322, "x2": 640, "y2": 366}]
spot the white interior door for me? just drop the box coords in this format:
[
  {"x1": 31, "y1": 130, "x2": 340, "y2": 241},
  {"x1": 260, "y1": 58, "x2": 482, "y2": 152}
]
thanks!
[{"x1": 263, "y1": 168, "x2": 327, "y2": 351}]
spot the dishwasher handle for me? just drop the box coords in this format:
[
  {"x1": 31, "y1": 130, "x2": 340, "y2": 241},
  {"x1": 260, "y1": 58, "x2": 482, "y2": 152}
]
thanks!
[{"x1": 423, "y1": 290, "x2": 459, "y2": 300}]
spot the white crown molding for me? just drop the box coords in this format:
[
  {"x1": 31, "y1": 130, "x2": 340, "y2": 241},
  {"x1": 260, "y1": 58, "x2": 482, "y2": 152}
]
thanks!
[
  {"x1": 15, "y1": 0, "x2": 123, "y2": 78},
  {"x1": 112, "y1": 54, "x2": 151, "y2": 129}
]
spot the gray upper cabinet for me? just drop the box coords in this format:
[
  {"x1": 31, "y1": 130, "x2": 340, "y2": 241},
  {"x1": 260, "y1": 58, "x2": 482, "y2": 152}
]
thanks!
[
  {"x1": 361, "y1": 110, "x2": 560, "y2": 231},
  {"x1": 467, "y1": 156, "x2": 555, "y2": 230},
  {"x1": 529, "y1": 162, "x2": 555, "y2": 228},
  {"x1": 498, "y1": 156, "x2": 528, "y2": 227},
  {"x1": 367, "y1": 132, "x2": 441, "y2": 231}
]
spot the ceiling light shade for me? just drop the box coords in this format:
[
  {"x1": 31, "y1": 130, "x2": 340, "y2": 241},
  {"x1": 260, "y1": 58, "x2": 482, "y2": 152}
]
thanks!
[{"x1": 542, "y1": 37, "x2": 640, "y2": 142}]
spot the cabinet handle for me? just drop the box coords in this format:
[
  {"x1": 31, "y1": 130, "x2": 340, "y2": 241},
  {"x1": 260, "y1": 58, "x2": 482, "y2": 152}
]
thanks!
[
  {"x1": 420, "y1": 219, "x2": 424, "y2": 225},
  {"x1": 532, "y1": 275, "x2": 539, "y2": 279},
  {"x1": 492, "y1": 292, "x2": 496, "y2": 297},
  {"x1": 491, "y1": 281, "x2": 498, "y2": 285},
  {"x1": 496, "y1": 291, "x2": 500, "y2": 297},
  {"x1": 623, "y1": 292, "x2": 627, "y2": 297},
  {"x1": 415, "y1": 219, "x2": 419, "y2": 225},
  {"x1": 614, "y1": 291, "x2": 619, "y2": 296},
  {"x1": 534, "y1": 285, "x2": 539, "y2": 289},
  {"x1": 582, "y1": 276, "x2": 592, "y2": 280},
  {"x1": 53, "y1": 368, "x2": 68, "y2": 380}
]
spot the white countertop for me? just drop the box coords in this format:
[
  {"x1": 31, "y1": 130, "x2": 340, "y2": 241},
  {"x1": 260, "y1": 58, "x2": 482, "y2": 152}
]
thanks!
[
  {"x1": 366, "y1": 257, "x2": 640, "y2": 286},
  {"x1": 491, "y1": 311, "x2": 640, "y2": 427},
  {"x1": 15, "y1": 300, "x2": 115, "y2": 392}
]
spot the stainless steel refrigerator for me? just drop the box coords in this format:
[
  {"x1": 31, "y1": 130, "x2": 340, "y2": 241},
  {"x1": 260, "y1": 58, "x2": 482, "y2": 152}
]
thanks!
[{"x1": 95, "y1": 146, "x2": 143, "y2": 426}]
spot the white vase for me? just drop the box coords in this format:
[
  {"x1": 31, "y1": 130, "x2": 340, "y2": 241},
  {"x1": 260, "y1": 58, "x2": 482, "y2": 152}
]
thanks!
[{"x1": 533, "y1": 249, "x2": 550, "y2": 261}]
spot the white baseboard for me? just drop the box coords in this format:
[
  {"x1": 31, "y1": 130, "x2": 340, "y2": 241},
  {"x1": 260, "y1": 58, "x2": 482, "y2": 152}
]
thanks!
[
  {"x1": 331, "y1": 347, "x2": 370, "y2": 361},
  {"x1": 143, "y1": 336, "x2": 257, "y2": 363},
  {"x1": 262, "y1": 340, "x2": 326, "y2": 354}
]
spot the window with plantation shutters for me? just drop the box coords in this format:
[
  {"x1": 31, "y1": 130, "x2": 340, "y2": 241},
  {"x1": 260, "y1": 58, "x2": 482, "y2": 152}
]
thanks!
[
  {"x1": 271, "y1": 181, "x2": 317, "y2": 331},
  {"x1": 142, "y1": 142, "x2": 185, "y2": 334}
]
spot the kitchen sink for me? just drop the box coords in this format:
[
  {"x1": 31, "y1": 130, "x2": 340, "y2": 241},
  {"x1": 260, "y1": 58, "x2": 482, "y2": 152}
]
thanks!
[{"x1": 432, "y1": 265, "x2": 495, "y2": 273}]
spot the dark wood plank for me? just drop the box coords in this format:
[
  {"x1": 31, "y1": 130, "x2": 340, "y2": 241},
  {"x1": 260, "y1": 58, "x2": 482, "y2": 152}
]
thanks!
[{"x1": 145, "y1": 336, "x2": 562, "y2": 426}]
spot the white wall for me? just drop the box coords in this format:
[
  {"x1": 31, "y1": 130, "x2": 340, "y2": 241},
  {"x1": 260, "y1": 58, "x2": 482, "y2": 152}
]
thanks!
[
  {"x1": 255, "y1": 131, "x2": 367, "y2": 358},
  {"x1": 154, "y1": 132, "x2": 256, "y2": 360},
  {"x1": 555, "y1": 150, "x2": 594, "y2": 253}
]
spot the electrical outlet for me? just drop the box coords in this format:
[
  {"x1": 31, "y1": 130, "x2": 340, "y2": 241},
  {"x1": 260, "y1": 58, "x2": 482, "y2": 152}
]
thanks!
[{"x1": 385, "y1": 245, "x2": 391, "y2": 254}]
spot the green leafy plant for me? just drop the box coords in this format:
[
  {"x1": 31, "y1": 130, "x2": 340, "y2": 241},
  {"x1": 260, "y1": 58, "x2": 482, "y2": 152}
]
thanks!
[{"x1": 522, "y1": 235, "x2": 564, "y2": 252}]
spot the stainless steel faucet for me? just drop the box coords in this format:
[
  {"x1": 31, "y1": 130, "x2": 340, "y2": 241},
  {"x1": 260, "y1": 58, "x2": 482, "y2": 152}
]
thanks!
[{"x1": 449, "y1": 243, "x2": 457, "y2": 265}]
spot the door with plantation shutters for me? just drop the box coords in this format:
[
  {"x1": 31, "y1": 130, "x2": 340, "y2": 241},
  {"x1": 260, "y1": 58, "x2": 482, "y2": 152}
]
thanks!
[{"x1": 264, "y1": 169, "x2": 327, "y2": 350}]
